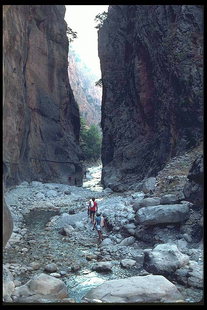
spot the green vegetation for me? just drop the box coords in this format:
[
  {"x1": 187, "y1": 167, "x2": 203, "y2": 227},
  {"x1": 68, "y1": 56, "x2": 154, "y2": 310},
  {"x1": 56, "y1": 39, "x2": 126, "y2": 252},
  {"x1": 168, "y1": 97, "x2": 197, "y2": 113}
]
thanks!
[
  {"x1": 66, "y1": 26, "x2": 78, "y2": 42},
  {"x1": 80, "y1": 117, "x2": 102, "y2": 161},
  {"x1": 95, "y1": 78, "x2": 103, "y2": 87},
  {"x1": 94, "y1": 11, "x2": 108, "y2": 29}
]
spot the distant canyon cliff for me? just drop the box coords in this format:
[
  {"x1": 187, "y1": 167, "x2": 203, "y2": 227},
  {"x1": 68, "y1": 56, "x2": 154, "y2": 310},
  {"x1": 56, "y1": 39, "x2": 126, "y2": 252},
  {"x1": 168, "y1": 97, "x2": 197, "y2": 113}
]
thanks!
[
  {"x1": 99, "y1": 5, "x2": 203, "y2": 190},
  {"x1": 3, "y1": 5, "x2": 83, "y2": 188},
  {"x1": 68, "y1": 49, "x2": 101, "y2": 126}
]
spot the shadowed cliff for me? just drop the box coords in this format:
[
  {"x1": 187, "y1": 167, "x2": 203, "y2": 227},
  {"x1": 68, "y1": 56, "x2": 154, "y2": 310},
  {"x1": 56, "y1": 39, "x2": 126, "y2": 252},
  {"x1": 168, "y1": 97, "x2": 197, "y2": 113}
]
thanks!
[
  {"x1": 99, "y1": 5, "x2": 203, "y2": 191},
  {"x1": 3, "y1": 5, "x2": 83, "y2": 188}
]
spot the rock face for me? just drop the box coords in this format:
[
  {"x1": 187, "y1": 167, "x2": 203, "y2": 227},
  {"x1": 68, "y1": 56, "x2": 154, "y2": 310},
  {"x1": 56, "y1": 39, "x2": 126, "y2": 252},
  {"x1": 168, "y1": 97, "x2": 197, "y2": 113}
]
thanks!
[
  {"x1": 99, "y1": 5, "x2": 203, "y2": 190},
  {"x1": 68, "y1": 49, "x2": 101, "y2": 126},
  {"x1": 3, "y1": 5, "x2": 83, "y2": 188},
  {"x1": 183, "y1": 155, "x2": 203, "y2": 206}
]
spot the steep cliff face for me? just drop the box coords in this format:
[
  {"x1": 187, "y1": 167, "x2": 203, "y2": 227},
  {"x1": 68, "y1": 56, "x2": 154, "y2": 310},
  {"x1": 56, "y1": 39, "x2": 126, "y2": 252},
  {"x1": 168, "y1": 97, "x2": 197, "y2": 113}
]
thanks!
[
  {"x1": 99, "y1": 5, "x2": 203, "y2": 190},
  {"x1": 3, "y1": 5, "x2": 83, "y2": 187},
  {"x1": 68, "y1": 49, "x2": 101, "y2": 126}
]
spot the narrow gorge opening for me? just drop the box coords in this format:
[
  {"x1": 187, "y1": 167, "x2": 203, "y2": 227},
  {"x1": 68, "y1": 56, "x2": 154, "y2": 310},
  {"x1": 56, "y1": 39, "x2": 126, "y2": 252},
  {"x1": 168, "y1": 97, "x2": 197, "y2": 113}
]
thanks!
[{"x1": 65, "y1": 5, "x2": 109, "y2": 188}]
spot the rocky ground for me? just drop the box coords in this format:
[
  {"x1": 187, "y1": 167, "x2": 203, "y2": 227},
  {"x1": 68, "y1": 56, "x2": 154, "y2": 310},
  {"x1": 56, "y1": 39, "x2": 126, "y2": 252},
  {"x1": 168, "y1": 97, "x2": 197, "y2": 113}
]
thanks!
[{"x1": 3, "y1": 150, "x2": 203, "y2": 304}]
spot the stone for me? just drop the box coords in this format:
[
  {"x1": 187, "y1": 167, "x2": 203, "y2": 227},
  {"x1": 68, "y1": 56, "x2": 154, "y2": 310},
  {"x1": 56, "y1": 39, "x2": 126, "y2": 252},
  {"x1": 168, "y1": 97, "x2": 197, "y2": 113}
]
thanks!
[
  {"x1": 44, "y1": 263, "x2": 58, "y2": 273},
  {"x1": 136, "y1": 203, "x2": 190, "y2": 225},
  {"x1": 30, "y1": 262, "x2": 41, "y2": 270},
  {"x1": 144, "y1": 243, "x2": 189, "y2": 275},
  {"x1": 123, "y1": 223, "x2": 136, "y2": 234},
  {"x1": 3, "y1": 266, "x2": 15, "y2": 302},
  {"x1": 83, "y1": 275, "x2": 183, "y2": 303},
  {"x1": 46, "y1": 190, "x2": 58, "y2": 198},
  {"x1": 119, "y1": 236, "x2": 135, "y2": 246},
  {"x1": 25, "y1": 273, "x2": 68, "y2": 298},
  {"x1": 50, "y1": 273, "x2": 61, "y2": 278},
  {"x1": 100, "y1": 238, "x2": 114, "y2": 246},
  {"x1": 120, "y1": 259, "x2": 136, "y2": 268},
  {"x1": 92, "y1": 262, "x2": 113, "y2": 272},
  {"x1": 160, "y1": 194, "x2": 180, "y2": 205},
  {"x1": 36, "y1": 193, "x2": 45, "y2": 199},
  {"x1": 187, "y1": 261, "x2": 203, "y2": 288},
  {"x1": 31, "y1": 181, "x2": 43, "y2": 187},
  {"x1": 142, "y1": 177, "x2": 157, "y2": 194},
  {"x1": 60, "y1": 224, "x2": 74, "y2": 237},
  {"x1": 139, "y1": 197, "x2": 161, "y2": 207}
]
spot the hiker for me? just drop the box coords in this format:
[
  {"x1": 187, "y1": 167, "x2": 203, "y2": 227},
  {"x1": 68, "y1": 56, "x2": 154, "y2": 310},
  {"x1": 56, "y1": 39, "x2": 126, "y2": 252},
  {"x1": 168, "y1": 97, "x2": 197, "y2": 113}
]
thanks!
[
  {"x1": 93, "y1": 212, "x2": 105, "y2": 243},
  {"x1": 88, "y1": 197, "x2": 98, "y2": 224}
]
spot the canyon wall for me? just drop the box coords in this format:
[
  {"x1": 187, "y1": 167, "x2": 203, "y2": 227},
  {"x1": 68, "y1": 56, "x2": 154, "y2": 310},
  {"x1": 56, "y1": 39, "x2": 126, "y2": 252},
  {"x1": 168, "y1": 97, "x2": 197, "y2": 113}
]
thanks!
[
  {"x1": 3, "y1": 5, "x2": 83, "y2": 188},
  {"x1": 68, "y1": 49, "x2": 101, "y2": 126},
  {"x1": 99, "y1": 5, "x2": 203, "y2": 190}
]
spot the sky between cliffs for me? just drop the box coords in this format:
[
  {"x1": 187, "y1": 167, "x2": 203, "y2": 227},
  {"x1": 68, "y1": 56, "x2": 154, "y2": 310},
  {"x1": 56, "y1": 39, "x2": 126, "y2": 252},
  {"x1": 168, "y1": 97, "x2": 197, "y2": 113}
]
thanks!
[{"x1": 65, "y1": 5, "x2": 109, "y2": 77}]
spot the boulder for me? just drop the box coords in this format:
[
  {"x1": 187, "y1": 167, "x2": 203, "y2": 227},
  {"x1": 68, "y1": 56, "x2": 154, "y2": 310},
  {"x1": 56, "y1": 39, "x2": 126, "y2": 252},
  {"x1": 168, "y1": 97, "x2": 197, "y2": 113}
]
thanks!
[
  {"x1": 144, "y1": 244, "x2": 189, "y2": 275},
  {"x1": 136, "y1": 203, "x2": 190, "y2": 225},
  {"x1": 139, "y1": 197, "x2": 161, "y2": 207},
  {"x1": 14, "y1": 273, "x2": 68, "y2": 301},
  {"x1": 3, "y1": 266, "x2": 15, "y2": 302},
  {"x1": 123, "y1": 223, "x2": 136, "y2": 235},
  {"x1": 175, "y1": 261, "x2": 203, "y2": 289},
  {"x1": 142, "y1": 177, "x2": 157, "y2": 194},
  {"x1": 187, "y1": 261, "x2": 203, "y2": 288},
  {"x1": 160, "y1": 194, "x2": 180, "y2": 205},
  {"x1": 83, "y1": 275, "x2": 183, "y2": 303},
  {"x1": 119, "y1": 236, "x2": 135, "y2": 246}
]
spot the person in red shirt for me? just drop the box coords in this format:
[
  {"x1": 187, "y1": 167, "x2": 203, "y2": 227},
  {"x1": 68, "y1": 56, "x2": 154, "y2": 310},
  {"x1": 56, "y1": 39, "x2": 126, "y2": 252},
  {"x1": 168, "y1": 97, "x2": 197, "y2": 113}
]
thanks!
[{"x1": 89, "y1": 197, "x2": 98, "y2": 224}]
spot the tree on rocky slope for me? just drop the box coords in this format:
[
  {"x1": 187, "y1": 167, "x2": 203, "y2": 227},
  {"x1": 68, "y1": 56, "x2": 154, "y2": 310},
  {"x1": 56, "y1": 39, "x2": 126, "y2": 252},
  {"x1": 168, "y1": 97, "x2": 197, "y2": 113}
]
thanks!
[{"x1": 80, "y1": 117, "x2": 102, "y2": 161}]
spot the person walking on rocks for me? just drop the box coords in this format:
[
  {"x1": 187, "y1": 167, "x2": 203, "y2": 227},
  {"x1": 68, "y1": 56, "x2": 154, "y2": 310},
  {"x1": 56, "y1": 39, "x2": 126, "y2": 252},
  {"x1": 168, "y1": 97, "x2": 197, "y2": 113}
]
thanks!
[
  {"x1": 93, "y1": 212, "x2": 104, "y2": 244},
  {"x1": 88, "y1": 197, "x2": 98, "y2": 224}
]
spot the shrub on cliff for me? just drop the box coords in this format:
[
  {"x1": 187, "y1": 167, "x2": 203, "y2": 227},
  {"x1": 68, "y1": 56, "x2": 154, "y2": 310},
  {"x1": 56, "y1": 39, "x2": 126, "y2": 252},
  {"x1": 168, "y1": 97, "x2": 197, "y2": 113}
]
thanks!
[{"x1": 94, "y1": 11, "x2": 108, "y2": 29}]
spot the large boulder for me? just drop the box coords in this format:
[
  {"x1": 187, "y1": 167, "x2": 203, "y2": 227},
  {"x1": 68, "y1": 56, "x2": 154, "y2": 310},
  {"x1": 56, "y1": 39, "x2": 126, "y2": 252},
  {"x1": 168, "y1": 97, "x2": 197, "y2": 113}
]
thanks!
[
  {"x1": 143, "y1": 244, "x2": 189, "y2": 276},
  {"x1": 136, "y1": 203, "x2": 190, "y2": 225},
  {"x1": 13, "y1": 273, "x2": 68, "y2": 302},
  {"x1": 83, "y1": 275, "x2": 184, "y2": 303},
  {"x1": 3, "y1": 198, "x2": 13, "y2": 248}
]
